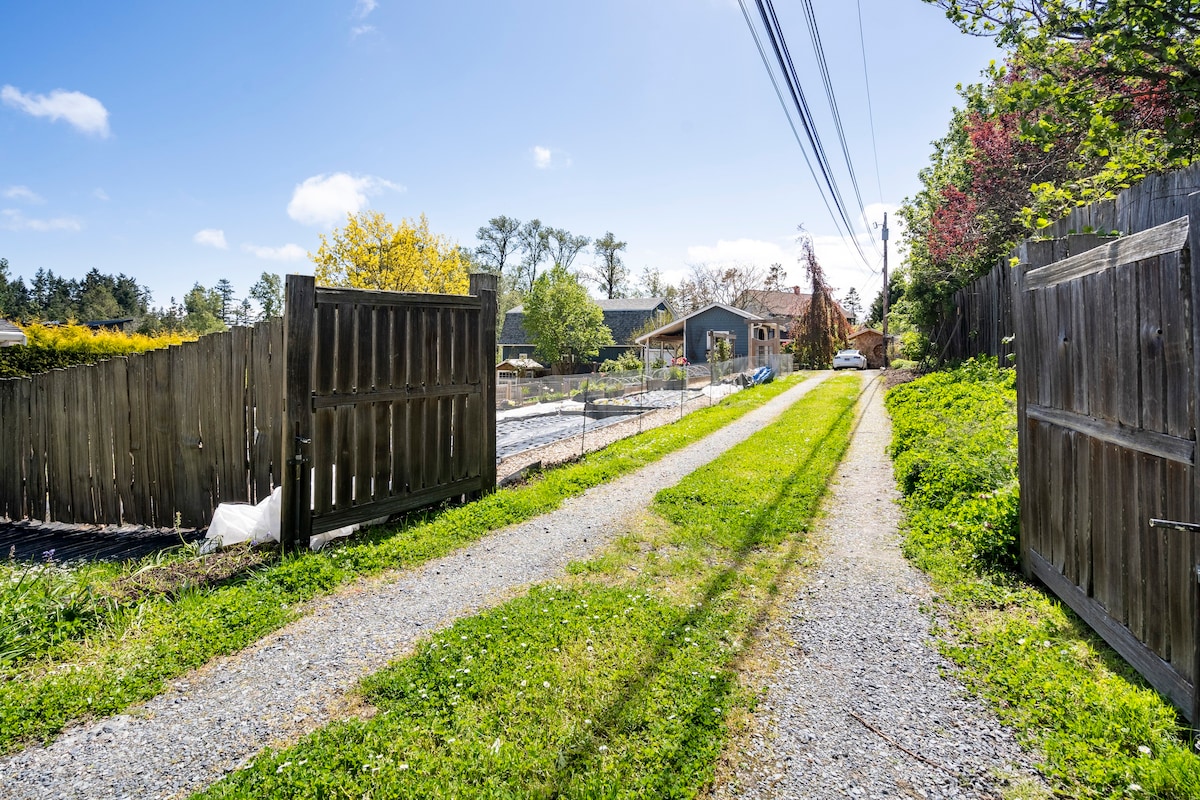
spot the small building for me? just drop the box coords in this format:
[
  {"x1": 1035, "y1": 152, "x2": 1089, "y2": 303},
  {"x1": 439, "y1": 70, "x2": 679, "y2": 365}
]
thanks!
[
  {"x1": 634, "y1": 303, "x2": 784, "y2": 365},
  {"x1": 0, "y1": 319, "x2": 26, "y2": 347},
  {"x1": 499, "y1": 297, "x2": 674, "y2": 365},
  {"x1": 847, "y1": 327, "x2": 898, "y2": 369},
  {"x1": 496, "y1": 357, "x2": 544, "y2": 383}
]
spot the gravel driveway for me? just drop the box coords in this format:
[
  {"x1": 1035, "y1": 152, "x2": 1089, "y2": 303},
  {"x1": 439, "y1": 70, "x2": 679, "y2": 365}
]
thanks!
[
  {"x1": 711, "y1": 375, "x2": 1047, "y2": 800},
  {"x1": 0, "y1": 374, "x2": 833, "y2": 800}
]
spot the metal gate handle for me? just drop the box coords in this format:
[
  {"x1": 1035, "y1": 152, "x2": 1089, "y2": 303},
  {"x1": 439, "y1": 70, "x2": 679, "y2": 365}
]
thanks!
[{"x1": 1149, "y1": 518, "x2": 1200, "y2": 534}]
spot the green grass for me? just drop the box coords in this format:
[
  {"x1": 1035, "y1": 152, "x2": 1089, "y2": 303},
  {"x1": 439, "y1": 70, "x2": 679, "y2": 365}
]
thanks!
[
  {"x1": 191, "y1": 374, "x2": 861, "y2": 799},
  {"x1": 886, "y1": 360, "x2": 1200, "y2": 800},
  {"x1": 0, "y1": 373, "x2": 812, "y2": 754}
]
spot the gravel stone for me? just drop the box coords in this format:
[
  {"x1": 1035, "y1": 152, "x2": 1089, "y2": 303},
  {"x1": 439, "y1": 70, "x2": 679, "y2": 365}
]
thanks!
[
  {"x1": 710, "y1": 376, "x2": 1047, "y2": 800},
  {"x1": 0, "y1": 374, "x2": 832, "y2": 800}
]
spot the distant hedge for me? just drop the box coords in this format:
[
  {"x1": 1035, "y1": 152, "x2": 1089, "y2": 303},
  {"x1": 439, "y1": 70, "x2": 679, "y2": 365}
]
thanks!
[{"x1": 0, "y1": 323, "x2": 193, "y2": 379}]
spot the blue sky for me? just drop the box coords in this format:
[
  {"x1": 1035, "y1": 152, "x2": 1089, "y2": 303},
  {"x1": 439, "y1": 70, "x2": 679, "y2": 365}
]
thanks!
[{"x1": 1, "y1": 1, "x2": 1002, "y2": 312}]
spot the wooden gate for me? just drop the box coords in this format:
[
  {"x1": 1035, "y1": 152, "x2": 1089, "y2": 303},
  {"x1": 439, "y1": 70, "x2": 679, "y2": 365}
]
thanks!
[
  {"x1": 1014, "y1": 214, "x2": 1200, "y2": 724},
  {"x1": 279, "y1": 274, "x2": 497, "y2": 550}
]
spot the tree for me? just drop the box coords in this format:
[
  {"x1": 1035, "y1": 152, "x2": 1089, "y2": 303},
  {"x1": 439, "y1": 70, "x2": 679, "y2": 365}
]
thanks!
[
  {"x1": 791, "y1": 233, "x2": 851, "y2": 369},
  {"x1": 522, "y1": 263, "x2": 614, "y2": 371},
  {"x1": 249, "y1": 272, "x2": 283, "y2": 319},
  {"x1": 867, "y1": 272, "x2": 905, "y2": 327},
  {"x1": 215, "y1": 278, "x2": 236, "y2": 324},
  {"x1": 311, "y1": 211, "x2": 470, "y2": 295},
  {"x1": 516, "y1": 219, "x2": 551, "y2": 293},
  {"x1": 474, "y1": 215, "x2": 522, "y2": 279},
  {"x1": 547, "y1": 228, "x2": 591, "y2": 271},
  {"x1": 841, "y1": 288, "x2": 863, "y2": 323},
  {"x1": 764, "y1": 262, "x2": 788, "y2": 293},
  {"x1": 234, "y1": 298, "x2": 254, "y2": 326},
  {"x1": 637, "y1": 266, "x2": 669, "y2": 298},
  {"x1": 182, "y1": 283, "x2": 227, "y2": 335},
  {"x1": 676, "y1": 263, "x2": 765, "y2": 314},
  {"x1": 588, "y1": 231, "x2": 629, "y2": 299}
]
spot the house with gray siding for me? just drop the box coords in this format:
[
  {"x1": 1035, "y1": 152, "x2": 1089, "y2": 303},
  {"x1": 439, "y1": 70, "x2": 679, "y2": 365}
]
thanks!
[{"x1": 634, "y1": 303, "x2": 783, "y2": 365}]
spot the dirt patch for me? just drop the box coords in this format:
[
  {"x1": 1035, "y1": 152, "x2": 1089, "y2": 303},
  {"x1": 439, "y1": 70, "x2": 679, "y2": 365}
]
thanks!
[{"x1": 100, "y1": 544, "x2": 278, "y2": 604}]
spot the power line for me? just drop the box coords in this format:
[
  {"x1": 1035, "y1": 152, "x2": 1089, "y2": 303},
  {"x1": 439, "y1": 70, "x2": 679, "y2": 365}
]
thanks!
[
  {"x1": 737, "y1": 0, "x2": 877, "y2": 273},
  {"x1": 735, "y1": 0, "x2": 859, "y2": 269},
  {"x1": 796, "y1": 0, "x2": 880, "y2": 256},
  {"x1": 856, "y1": 0, "x2": 885, "y2": 206}
]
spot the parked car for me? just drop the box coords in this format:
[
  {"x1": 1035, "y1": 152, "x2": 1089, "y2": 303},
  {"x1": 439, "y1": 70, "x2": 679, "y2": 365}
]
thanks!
[{"x1": 832, "y1": 348, "x2": 867, "y2": 370}]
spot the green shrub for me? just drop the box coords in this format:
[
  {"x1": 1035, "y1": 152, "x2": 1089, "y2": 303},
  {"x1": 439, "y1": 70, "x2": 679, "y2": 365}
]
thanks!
[{"x1": 0, "y1": 323, "x2": 192, "y2": 378}]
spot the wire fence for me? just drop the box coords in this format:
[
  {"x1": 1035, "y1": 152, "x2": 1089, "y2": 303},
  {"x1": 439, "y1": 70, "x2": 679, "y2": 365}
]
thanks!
[{"x1": 495, "y1": 354, "x2": 794, "y2": 410}]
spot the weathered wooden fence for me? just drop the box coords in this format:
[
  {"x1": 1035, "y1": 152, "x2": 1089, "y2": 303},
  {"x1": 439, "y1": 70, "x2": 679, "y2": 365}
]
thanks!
[
  {"x1": 932, "y1": 165, "x2": 1200, "y2": 725},
  {"x1": 0, "y1": 319, "x2": 285, "y2": 528},
  {"x1": 279, "y1": 274, "x2": 498, "y2": 550}
]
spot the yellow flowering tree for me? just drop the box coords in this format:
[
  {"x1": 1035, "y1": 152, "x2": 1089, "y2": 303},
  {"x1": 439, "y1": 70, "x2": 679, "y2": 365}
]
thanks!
[{"x1": 310, "y1": 211, "x2": 470, "y2": 294}]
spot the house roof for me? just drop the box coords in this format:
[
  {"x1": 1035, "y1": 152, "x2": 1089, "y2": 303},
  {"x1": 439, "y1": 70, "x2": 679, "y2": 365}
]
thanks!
[
  {"x1": 0, "y1": 319, "x2": 26, "y2": 347},
  {"x1": 500, "y1": 297, "x2": 672, "y2": 346},
  {"x1": 734, "y1": 289, "x2": 813, "y2": 318},
  {"x1": 848, "y1": 327, "x2": 883, "y2": 340},
  {"x1": 497, "y1": 357, "x2": 543, "y2": 371},
  {"x1": 634, "y1": 302, "x2": 778, "y2": 344}
]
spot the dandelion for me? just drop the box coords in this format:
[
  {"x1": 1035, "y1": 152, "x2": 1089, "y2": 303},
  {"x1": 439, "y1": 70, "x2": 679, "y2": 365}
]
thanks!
[
  {"x1": 543, "y1": 681, "x2": 551, "y2": 688},
  {"x1": 598, "y1": 745, "x2": 608, "y2": 753},
  {"x1": 399, "y1": 763, "x2": 409, "y2": 771},
  {"x1": 520, "y1": 680, "x2": 527, "y2": 687},
  {"x1": 1137, "y1": 745, "x2": 1151, "y2": 756}
]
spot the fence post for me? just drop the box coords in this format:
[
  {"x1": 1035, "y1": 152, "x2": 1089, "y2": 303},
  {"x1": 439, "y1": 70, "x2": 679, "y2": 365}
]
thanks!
[
  {"x1": 470, "y1": 273, "x2": 498, "y2": 494},
  {"x1": 280, "y1": 275, "x2": 315, "y2": 552}
]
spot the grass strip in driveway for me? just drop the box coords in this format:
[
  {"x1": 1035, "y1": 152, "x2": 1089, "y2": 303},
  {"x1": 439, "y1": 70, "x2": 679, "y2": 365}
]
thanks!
[
  {"x1": 0, "y1": 374, "x2": 812, "y2": 755},
  {"x1": 193, "y1": 374, "x2": 860, "y2": 799}
]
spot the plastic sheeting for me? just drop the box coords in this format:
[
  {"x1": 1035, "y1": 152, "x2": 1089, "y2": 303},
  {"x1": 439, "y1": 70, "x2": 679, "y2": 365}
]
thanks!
[{"x1": 205, "y1": 488, "x2": 385, "y2": 551}]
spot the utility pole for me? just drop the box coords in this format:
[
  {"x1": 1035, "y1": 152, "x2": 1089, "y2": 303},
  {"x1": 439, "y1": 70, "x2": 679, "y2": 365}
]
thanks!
[{"x1": 881, "y1": 212, "x2": 890, "y2": 369}]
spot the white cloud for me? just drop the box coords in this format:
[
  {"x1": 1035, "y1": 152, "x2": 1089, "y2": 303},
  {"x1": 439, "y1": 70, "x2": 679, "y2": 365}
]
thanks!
[
  {"x1": 193, "y1": 228, "x2": 228, "y2": 249},
  {"x1": 287, "y1": 172, "x2": 402, "y2": 227},
  {"x1": 686, "y1": 237, "x2": 790, "y2": 265},
  {"x1": 354, "y1": 0, "x2": 378, "y2": 18},
  {"x1": 3, "y1": 185, "x2": 44, "y2": 204},
  {"x1": 1, "y1": 85, "x2": 110, "y2": 137},
  {"x1": 351, "y1": 24, "x2": 376, "y2": 37},
  {"x1": 1, "y1": 209, "x2": 81, "y2": 232},
  {"x1": 532, "y1": 146, "x2": 553, "y2": 169},
  {"x1": 93, "y1": 188, "x2": 110, "y2": 201},
  {"x1": 242, "y1": 242, "x2": 307, "y2": 261}
]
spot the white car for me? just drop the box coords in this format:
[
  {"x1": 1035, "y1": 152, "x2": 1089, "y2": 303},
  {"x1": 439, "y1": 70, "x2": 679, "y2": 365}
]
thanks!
[{"x1": 832, "y1": 348, "x2": 867, "y2": 370}]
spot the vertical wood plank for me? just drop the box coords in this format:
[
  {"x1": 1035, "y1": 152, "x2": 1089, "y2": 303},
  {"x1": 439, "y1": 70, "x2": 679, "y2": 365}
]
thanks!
[
  {"x1": 0, "y1": 380, "x2": 17, "y2": 519},
  {"x1": 31, "y1": 374, "x2": 50, "y2": 521},
  {"x1": 125, "y1": 354, "x2": 151, "y2": 524},
  {"x1": 354, "y1": 305, "x2": 375, "y2": 502},
  {"x1": 46, "y1": 370, "x2": 70, "y2": 521},
  {"x1": 1115, "y1": 262, "x2": 1141, "y2": 428},
  {"x1": 1139, "y1": 255, "x2": 1166, "y2": 434},
  {"x1": 109, "y1": 358, "x2": 134, "y2": 524},
  {"x1": 1140, "y1": 455, "x2": 1167, "y2": 656},
  {"x1": 91, "y1": 361, "x2": 116, "y2": 522}
]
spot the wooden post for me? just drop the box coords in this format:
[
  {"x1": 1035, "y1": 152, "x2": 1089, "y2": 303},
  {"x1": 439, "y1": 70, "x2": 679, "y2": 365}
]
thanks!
[
  {"x1": 470, "y1": 273, "x2": 498, "y2": 494},
  {"x1": 280, "y1": 275, "x2": 315, "y2": 551}
]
